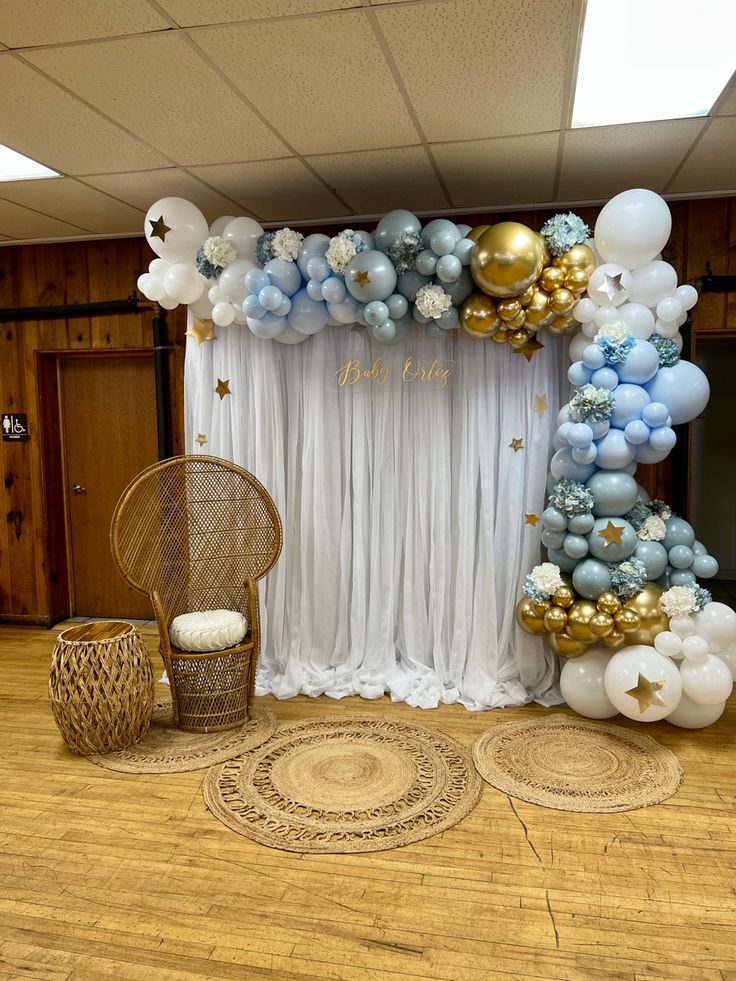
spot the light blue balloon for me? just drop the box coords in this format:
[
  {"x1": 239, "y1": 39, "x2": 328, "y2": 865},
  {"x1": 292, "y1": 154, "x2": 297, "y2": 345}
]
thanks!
[
  {"x1": 296, "y1": 234, "x2": 329, "y2": 276},
  {"x1": 594, "y1": 428, "x2": 636, "y2": 470},
  {"x1": 457, "y1": 224, "x2": 472, "y2": 236},
  {"x1": 372, "y1": 311, "x2": 412, "y2": 347},
  {"x1": 546, "y1": 547, "x2": 579, "y2": 573},
  {"x1": 264, "y1": 258, "x2": 302, "y2": 296},
  {"x1": 669, "y1": 544, "x2": 694, "y2": 569},
  {"x1": 568, "y1": 423, "x2": 593, "y2": 448},
  {"x1": 287, "y1": 288, "x2": 328, "y2": 335},
  {"x1": 430, "y1": 229, "x2": 456, "y2": 256},
  {"x1": 568, "y1": 513, "x2": 595, "y2": 534},
  {"x1": 355, "y1": 304, "x2": 369, "y2": 327},
  {"x1": 306, "y1": 255, "x2": 329, "y2": 283},
  {"x1": 642, "y1": 401, "x2": 669, "y2": 427},
  {"x1": 443, "y1": 268, "x2": 474, "y2": 305},
  {"x1": 649, "y1": 426, "x2": 676, "y2": 452},
  {"x1": 587, "y1": 517, "x2": 637, "y2": 561},
  {"x1": 557, "y1": 405, "x2": 572, "y2": 426},
  {"x1": 582, "y1": 345, "x2": 606, "y2": 370},
  {"x1": 635, "y1": 442, "x2": 670, "y2": 464},
  {"x1": 306, "y1": 278, "x2": 324, "y2": 301},
  {"x1": 590, "y1": 419, "x2": 610, "y2": 439},
  {"x1": 370, "y1": 318, "x2": 397, "y2": 343},
  {"x1": 541, "y1": 528, "x2": 566, "y2": 550},
  {"x1": 321, "y1": 276, "x2": 346, "y2": 304},
  {"x1": 327, "y1": 295, "x2": 360, "y2": 325},
  {"x1": 692, "y1": 554, "x2": 718, "y2": 578},
  {"x1": 644, "y1": 361, "x2": 710, "y2": 425},
  {"x1": 353, "y1": 230, "x2": 374, "y2": 250},
  {"x1": 617, "y1": 339, "x2": 659, "y2": 384},
  {"x1": 421, "y1": 218, "x2": 461, "y2": 248},
  {"x1": 635, "y1": 540, "x2": 668, "y2": 579},
  {"x1": 374, "y1": 209, "x2": 421, "y2": 253},
  {"x1": 663, "y1": 516, "x2": 695, "y2": 550},
  {"x1": 415, "y1": 250, "x2": 438, "y2": 276},
  {"x1": 365, "y1": 300, "x2": 389, "y2": 326},
  {"x1": 247, "y1": 313, "x2": 287, "y2": 339},
  {"x1": 436, "y1": 254, "x2": 462, "y2": 283},
  {"x1": 550, "y1": 448, "x2": 596, "y2": 483},
  {"x1": 572, "y1": 444, "x2": 597, "y2": 465},
  {"x1": 568, "y1": 362, "x2": 593, "y2": 387},
  {"x1": 692, "y1": 540, "x2": 707, "y2": 556},
  {"x1": 557, "y1": 422, "x2": 573, "y2": 443},
  {"x1": 386, "y1": 293, "x2": 409, "y2": 320},
  {"x1": 424, "y1": 322, "x2": 446, "y2": 341},
  {"x1": 573, "y1": 558, "x2": 612, "y2": 600},
  {"x1": 670, "y1": 569, "x2": 697, "y2": 587},
  {"x1": 590, "y1": 367, "x2": 619, "y2": 390},
  {"x1": 586, "y1": 471, "x2": 638, "y2": 517},
  {"x1": 624, "y1": 419, "x2": 650, "y2": 445},
  {"x1": 611, "y1": 384, "x2": 650, "y2": 428},
  {"x1": 655, "y1": 568, "x2": 672, "y2": 589},
  {"x1": 243, "y1": 294, "x2": 266, "y2": 319},
  {"x1": 542, "y1": 507, "x2": 568, "y2": 532},
  {"x1": 245, "y1": 268, "x2": 270, "y2": 294},
  {"x1": 437, "y1": 307, "x2": 459, "y2": 330},
  {"x1": 345, "y1": 250, "x2": 397, "y2": 302},
  {"x1": 452, "y1": 238, "x2": 474, "y2": 264},
  {"x1": 258, "y1": 284, "x2": 283, "y2": 311},
  {"x1": 275, "y1": 295, "x2": 291, "y2": 318},
  {"x1": 563, "y1": 533, "x2": 589, "y2": 559}
]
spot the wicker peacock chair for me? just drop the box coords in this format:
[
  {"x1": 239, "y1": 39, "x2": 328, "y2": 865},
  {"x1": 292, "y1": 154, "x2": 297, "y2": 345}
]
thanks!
[{"x1": 110, "y1": 455, "x2": 282, "y2": 733}]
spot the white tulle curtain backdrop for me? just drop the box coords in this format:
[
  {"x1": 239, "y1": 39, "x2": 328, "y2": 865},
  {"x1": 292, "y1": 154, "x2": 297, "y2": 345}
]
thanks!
[{"x1": 184, "y1": 320, "x2": 567, "y2": 709}]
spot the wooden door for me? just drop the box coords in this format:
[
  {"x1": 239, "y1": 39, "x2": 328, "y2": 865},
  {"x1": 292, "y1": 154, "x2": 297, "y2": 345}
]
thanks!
[{"x1": 60, "y1": 354, "x2": 158, "y2": 618}]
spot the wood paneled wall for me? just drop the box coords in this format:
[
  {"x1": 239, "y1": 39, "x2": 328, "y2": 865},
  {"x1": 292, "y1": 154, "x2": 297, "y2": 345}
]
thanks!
[
  {"x1": 1, "y1": 199, "x2": 734, "y2": 623},
  {"x1": 0, "y1": 238, "x2": 185, "y2": 623}
]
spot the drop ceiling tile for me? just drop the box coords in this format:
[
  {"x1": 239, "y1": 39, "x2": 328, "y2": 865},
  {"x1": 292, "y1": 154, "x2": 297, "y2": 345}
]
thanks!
[
  {"x1": 159, "y1": 0, "x2": 359, "y2": 25},
  {"x1": 0, "y1": 56, "x2": 168, "y2": 174},
  {"x1": 81, "y1": 169, "x2": 241, "y2": 221},
  {"x1": 0, "y1": 178, "x2": 144, "y2": 233},
  {"x1": 0, "y1": 0, "x2": 168, "y2": 47},
  {"x1": 668, "y1": 117, "x2": 736, "y2": 194},
  {"x1": 24, "y1": 34, "x2": 288, "y2": 166},
  {"x1": 188, "y1": 159, "x2": 349, "y2": 221},
  {"x1": 308, "y1": 146, "x2": 446, "y2": 213},
  {"x1": 375, "y1": 0, "x2": 574, "y2": 142},
  {"x1": 715, "y1": 79, "x2": 736, "y2": 115},
  {"x1": 432, "y1": 133, "x2": 559, "y2": 208},
  {"x1": 559, "y1": 119, "x2": 704, "y2": 201},
  {"x1": 0, "y1": 198, "x2": 90, "y2": 238},
  {"x1": 193, "y1": 12, "x2": 419, "y2": 154}
]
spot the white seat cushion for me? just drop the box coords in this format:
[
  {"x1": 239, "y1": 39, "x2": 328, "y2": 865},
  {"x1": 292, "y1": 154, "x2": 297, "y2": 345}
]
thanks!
[{"x1": 169, "y1": 610, "x2": 248, "y2": 653}]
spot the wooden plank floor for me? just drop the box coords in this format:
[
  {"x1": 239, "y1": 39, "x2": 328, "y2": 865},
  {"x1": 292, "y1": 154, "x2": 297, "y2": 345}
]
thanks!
[{"x1": 1, "y1": 624, "x2": 735, "y2": 981}]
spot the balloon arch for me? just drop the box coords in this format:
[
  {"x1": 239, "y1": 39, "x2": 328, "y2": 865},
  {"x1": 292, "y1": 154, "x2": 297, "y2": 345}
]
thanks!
[{"x1": 138, "y1": 188, "x2": 736, "y2": 729}]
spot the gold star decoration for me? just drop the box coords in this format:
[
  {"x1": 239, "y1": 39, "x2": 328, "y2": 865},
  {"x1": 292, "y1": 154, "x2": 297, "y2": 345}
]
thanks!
[
  {"x1": 509, "y1": 437, "x2": 524, "y2": 452},
  {"x1": 186, "y1": 318, "x2": 217, "y2": 348},
  {"x1": 598, "y1": 272, "x2": 625, "y2": 302},
  {"x1": 525, "y1": 513, "x2": 540, "y2": 526},
  {"x1": 513, "y1": 337, "x2": 544, "y2": 362},
  {"x1": 597, "y1": 520, "x2": 624, "y2": 547},
  {"x1": 353, "y1": 270, "x2": 371, "y2": 287},
  {"x1": 149, "y1": 214, "x2": 171, "y2": 241},
  {"x1": 214, "y1": 378, "x2": 231, "y2": 400},
  {"x1": 533, "y1": 393, "x2": 549, "y2": 416},
  {"x1": 625, "y1": 673, "x2": 667, "y2": 714},
  {"x1": 195, "y1": 433, "x2": 208, "y2": 447}
]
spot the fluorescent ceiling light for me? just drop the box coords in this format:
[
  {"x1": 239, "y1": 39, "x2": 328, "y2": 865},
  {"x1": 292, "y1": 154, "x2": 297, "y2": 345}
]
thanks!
[
  {"x1": 572, "y1": 0, "x2": 736, "y2": 128},
  {"x1": 0, "y1": 143, "x2": 59, "y2": 181}
]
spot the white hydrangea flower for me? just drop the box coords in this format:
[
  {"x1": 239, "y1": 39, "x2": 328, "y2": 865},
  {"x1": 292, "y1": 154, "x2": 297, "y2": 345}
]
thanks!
[
  {"x1": 638, "y1": 515, "x2": 666, "y2": 541},
  {"x1": 326, "y1": 233, "x2": 358, "y2": 274},
  {"x1": 530, "y1": 562, "x2": 564, "y2": 596},
  {"x1": 271, "y1": 227, "x2": 303, "y2": 262},
  {"x1": 661, "y1": 585, "x2": 698, "y2": 618},
  {"x1": 202, "y1": 236, "x2": 236, "y2": 268},
  {"x1": 415, "y1": 283, "x2": 452, "y2": 319},
  {"x1": 595, "y1": 321, "x2": 631, "y2": 344}
]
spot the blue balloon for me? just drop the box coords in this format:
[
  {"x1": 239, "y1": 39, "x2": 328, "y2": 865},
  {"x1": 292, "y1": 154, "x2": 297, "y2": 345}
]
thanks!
[
  {"x1": 421, "y1": 218, "x2": 460, "y2": 248},
  {"x1": 443, "y1": 268, "x2": 474, "y2": 305},
  {"x1": 589, "y1": 419, "x2": 610, "y2": 439},
  {"x1": 370, "y1": 318, "x2": 397, "y2": 343},
  {"x1": 649, "y1": 426, "x2": 676, "y2": 452},
  {"x1": 663, "y1": 516, "x2": 695, "y2": 550},
  {"x1": 306, "y1": 255, "x2": 329, "y2": 283},
  {"x1": 587, "y1": 517, "x2": 637, "y2": 562},
  {"x1": 568, "y1": 423, "x2": 594, "y2": 448},
  {"x1": 572, "y1": 558, "x2": 612, "y2": 600},
  {"x1": 436, "y1": 254, "x2": 462, "y2": 283},
  {"x1": 542, "y1": 507, "x2": 568, "y2": 532},
  {"x1": 617, "y1": 339, "x2": 659, "y2": 384},
  {"x1": 546, "y1": 547, "x2": 579, "y2": 573},
  {"x1": 635, "y1": 442, "x2": 670, "y2": 464},
  {"x1": 275, "y1": 296, "x2": 291, "y2": 318},
  {"x1": 550, "y1": 447, "x2": 596, "y2": 482},
  {"x1": 372, "y1": 311, "x2": 412, "y2": 347},
  {"x1": 437, "y1": 307, "x2": 459, "y2": 330},
  {"x1": 353, "y1": 230, "x2": 374, "y2": 251},
  {"x1": 243, "y1": 294, "x2": 266, "y2": 319},
  {"x1": 415, "y1": 250, "x2": 438, "y2": 276},
  {"x1": 287, "y1": 288, "x2": 328, "y2": 335},
  {"x1": 386, "y1": 293, "x2": 409, "y2": 320},
  {"x1": 424, "y1": 322, "x2": 446, "y2": 341},
  {"x1": 413, "y1": 308, "x2": 431, "y2": 325},
  {"x1": 572, "y1": 444, "x2": 597, "y2": 465},
  {"x1": 247, "y1": 313, "x2": 287, "y2": 339},
  {"x1": 568, "y1": 512, "x2": 595, "y2": 534},
  {"x1": 306, "y1": 278, "x2": 325, "y2": 301},
  {"x1": 669, "y1": 544, "x2": 694, "y2": 569},
  {"x1": 611, "y1": 383, "x2": 650, "y2": 428},
  {"x1": 327, "y1": 295, "x2": 360, "y2": 325},
  {"x1": 345, "y1": 250, "x2": 398, "y2": 302},
  {"x1": 452, "y1": 238, "x2": 474, "y2": 264},
  {"x1": 258, "y1": 285, "x2": 283, "y2": 311},
  {"x1": 430, "y1": 229, "x2": 457, "y2": 256},
  {"x1": 692, "y1": 554, "x2": 719, "y2": 578},
  {"x1": 582, "y1": 345, "x2": 606, "y2": 370},
  {"x1": 541, "y1": 528, "x2": 566, "y2": 550},
  {"x1": 373, "y1": 209, "x2": 421, "y2": 253},
  {"x1": 321, "y1": 276, "x2": 346, "y2": 304},
  {"x1": 593, "y1": 428, "x2": 636, "y2": 470},
  {"x1": 635, "y1": 540, "x2": 668, "y2": 579},
  {"x1": 568, "y1": 362, "x2": 593, "y2": 387},
  {"x1": 365, "y1": 300, "x2": 389, "y2": 327},
  {"x1": 642, "y1": 401, "x2": 669, "y2": 428},
  {"x1": 590, "y1": 367, "x2": 619, "y2": 390},
  {"x1": 624, "y1": 419, "x2": 650, "y2": 445},
  {"x1": 586, "y1": 471, "x2": 638, "y2": 517},
  {"x1": 245, "y1": 268, "x2": 270, "y2": 294},
  {"x1": 264, "y1": 258, "x2": 302, "y2": 296},
  {"x1": 644, "y1": 361, "x2": 710, "y2": 425},
  {"x1": 557, "y1": 422, "x2": 573, "y2": 443},
  {"x1": 670, "y1": 569, "x2": 697, "y2": 587},
  {"x1": 692, "y1": 540, "x2": 707, "y2": 556},
  {"x1": 563, "y1": 533, "x2": 589, "y2": 559}
]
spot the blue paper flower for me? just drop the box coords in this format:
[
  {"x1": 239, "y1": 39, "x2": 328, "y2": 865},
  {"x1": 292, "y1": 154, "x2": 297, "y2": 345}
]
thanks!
[
  {"x1": 651, "y1": 335, "x2": 680, "y2": 367},
  {"x1": 609, "y1": 558, "x2": 647, "y2": 601},
  {"x1": 548, "y1": 478, "x2": 595, "y2": 517},
  {"x1": 569, "y1": 384, "x2": 615, "y2": 423},
  {"x1": 540, "y1": 212, "x2": 591, "y2": 257}
]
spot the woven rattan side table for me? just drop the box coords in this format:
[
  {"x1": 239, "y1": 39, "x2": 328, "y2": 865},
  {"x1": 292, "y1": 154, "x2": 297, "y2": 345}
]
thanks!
[{"x1": 49, "y1": 620, "x2": 154, "y2": 755}]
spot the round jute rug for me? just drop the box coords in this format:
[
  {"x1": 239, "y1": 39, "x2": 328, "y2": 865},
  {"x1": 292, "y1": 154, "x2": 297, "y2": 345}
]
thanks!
[
  {"x1": 88, "y1": 697, "x2": 277, "y2": 774},
  {"x1": 202, "y1": 716, "x2": 482, "y2": 853},
  {"x1": 472, "y1": 713, "x2": 682, "y2": 813}
]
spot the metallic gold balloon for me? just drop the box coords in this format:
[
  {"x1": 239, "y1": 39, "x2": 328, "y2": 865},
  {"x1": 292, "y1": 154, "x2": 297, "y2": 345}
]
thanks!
[
  {"x1": 596, "y1": 592, "x2": 621, "y2": 615},
  {"x1": 524, "y1": 288, "x2": 552, "y2": 327},
  {"x1": 614, "y1": 607, "x2": 641, "y2": 633},
  {"x1": 506, "y1": 311, "x2": 527, "y2": 329},
  {"x1": 589, "y1": 611, "x2": 615, "y2": 638},
  {"x1": 467, "y1": 225, "x2": 490, "y2": 243},
  {"x1": 553, "y1": 244, "x2": 596, "y2": 277},
  {"x1": 540, "y1": 266, "x2": 564, "y2": 293},
  {"x1": 604, "y1": 630, "x2": 625, "y2": 649},
  {"x1": 622, "y1": 583, "x2": 667, "y2": 646},
  {"x1": 516, "y1": 596, "x2": 546, "y2": 635},
  {"x1": 460, "y1": 292, "x2": 500, "y2": 338},
  {"x1": 544, "y1": 606, "x2": 568, "y2": 633},
  {"x1": 548, "y1": 315, "x2": 578, "y2": 335},
  {"x1": 491, "y1": 328, "x2": 509, "y2": 344},
  {"x1": 470, "y1": 222, "x2": 546, "y2": 298},
  {"x1": 533, "y1": 598, "x2": 552, "y2": 616},
  {"x1": 553, "y1": 584, "x2": 574, "y2": 609},
  {"x1": 518, "y1": 285, "x2": 536, "y2": 307},
  {"x1": 547, "y1": 631, "x2": 590, "y2": 658},
  {"x1": 497, "y1": 298, "x2": 522, "y2": 323},
  {"x1": 564, "y1": 268, "x2": 589, "y2": 293},
  {"x1": 565, "y1": 599, "x2": 597, "y2": 641},
  {"x1": 508, "y1": 327, "x2": 530, "y2": 348},
  {"x1": 549, "y1": 287, "x2": 575, "y2": 316}
]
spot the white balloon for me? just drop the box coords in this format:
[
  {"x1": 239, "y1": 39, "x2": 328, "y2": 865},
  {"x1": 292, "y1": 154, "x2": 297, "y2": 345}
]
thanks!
[
  {"x1": 573, "y1": 297, "x2": 597, "y2": 323},
  {"x1": 209, "y1": 215, "x2": 235, "y2": 237},
  {"x1": 137, "y1": 273, "x2": 152, "y2": 295},
  {"x1": 630, "y1": 261, "x2": 678, "y2": 308},
  {"x1": 149, "y1": 257, "x2": 170, "y2": 277},
  {"x1": 581, "y1": 320, "x2": 598, "y2": 338},
  {"x1": 604, "y1": 646, "x2": 682, "y2": 721},
  {"x1": 653, "y1": 631, "x2": 683, "y2": 658},
  {"x1": 669, "y1": 616, "x2": 695, "y2": 639},
  {"x1": 218, "y1": 258, "x2": 257, "y2": 305},
  {"x1": 212, "y1": 301, "x2": 236, "y2": 326},
  {"x1": 618, "y1": 302, "x2": 655, "y2": 339},
  {"x1": 667, "y1": 692, "x2": 725, "y2": 729},
  {"x1": 144, "y1": 197, "x2": 208, "y2": 263},
  {"x1": 656, "y1": 296, "x2": 683, "y2": 323},
  {"x1": 587, "y1": 263, "x2": 632, "y2": 307},
  {"x1": 560, "y1": 648, "x2": 618, "y2": 719},
  {"x1": 716, "y1": 640, "x2": 736, "y2": 680},
  {"x1": 681, "y1": 635, "x2": 709, "y2": 662},
  {"x1": 593, "y1": 305, "x2": 621, "y2": 328},
  {"x1": 222, "y1": 216, "x2": 264, "y2": 262},
  {"x1": 692, "y1": 603, "x2": 736, "y2": 654},
  {"x1": 594, "y1": 189, "x2": 672, "y2": 269},
  {"x1": 680, "y1": 653, "x2": 734, "y2": 705},
  {"x1": 157, "y1": 292, "x2": 179, "y2": 310},
  {"x1": 208, "y1": 285, "x2": 226, "y2": 305},
  {"x1": 188, "y1": 291, "x2": 214, "y2": 319},
  {"x1": 163, "y1": 262, "x2": 206, "y2": 305},
  {"x1": 142, "y1": 275, "x2": 165, "y2": 302},
  {"x1": 674, "y1": 332, "x2": 684, "y2": 353},
  {"x1": 568, "y1": 331, "x2": 590, "y2": 364},
  {"x1": 674, "y1": 284, "x2": 698, "y2": 311},
  {"x1": 654, "y1": 320, "x2": 678, "y2": 339}
]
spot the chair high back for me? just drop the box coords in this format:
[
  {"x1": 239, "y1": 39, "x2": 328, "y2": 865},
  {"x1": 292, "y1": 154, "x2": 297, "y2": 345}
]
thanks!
[{"x1": 111, "y1": 455, "x2": 282, "y2": 626}]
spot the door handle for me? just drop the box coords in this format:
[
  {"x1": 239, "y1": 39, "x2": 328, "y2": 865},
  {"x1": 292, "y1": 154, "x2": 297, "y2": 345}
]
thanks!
[{"x1": 71, "y1": 484, "x2": 87, "y2": 495}]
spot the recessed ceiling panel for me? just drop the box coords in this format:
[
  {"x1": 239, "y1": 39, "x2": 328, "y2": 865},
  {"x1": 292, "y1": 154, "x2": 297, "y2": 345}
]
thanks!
[
  {"x1": 81, "y1": 169, "x2": 242, "y2": 222},
  {"x1": 0, "y1": 0, "x2": 168, "y2": 47},
  {"x1": 0, "y1": 178, "x2": 144, "y2": 233},
  {"x1": 159, "y1": 0, "x2": 359, "y2": 26},
  {"x1": 668, "y1": 117, "x2": 736, "y2": 194},
  {"x1": 0, "y1": 198, "x2": 90, "y2": 238}
]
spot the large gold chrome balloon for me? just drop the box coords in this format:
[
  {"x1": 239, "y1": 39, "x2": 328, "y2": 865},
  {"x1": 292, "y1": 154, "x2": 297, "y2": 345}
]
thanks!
[
  {"x1": 467, "y1": 225, "x2": 490, "y2": 243},
  {"x1": 516, "y1": 596, "x2": 546, "y2": 635},
  {"x1": 460, "y1": 292, "x2": 500, "y2": 338},
  {"x1": 589, "y1": 611, "x2": 615, "y2": 638},
  {"x1": 471, "y1": 222, "x2": 546, "y2": 298},
  {"x1": 622, "y1": 583, "x2": 667, "y2": 646},
  {"x1": 553, "y1": 243, "x2": 596, "y2": 278},
  {"x1": 547, "y1": 632, "x2": 589, "y2": 658},
  {"x1": 566, "y1": 599, "x2": 597, "y2": 641}
]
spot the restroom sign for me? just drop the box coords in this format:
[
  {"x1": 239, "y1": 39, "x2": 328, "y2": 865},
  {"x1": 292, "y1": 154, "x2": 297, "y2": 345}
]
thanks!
[{"x1": 1, "y1": 413, "x2": 29, "y2": 441}]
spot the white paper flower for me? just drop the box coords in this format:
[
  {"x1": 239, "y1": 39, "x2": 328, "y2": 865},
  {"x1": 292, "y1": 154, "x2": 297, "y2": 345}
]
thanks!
[
  {"x1": 530, "y1": 562, "x2": 564, "y2": 596},
  {"x1": 271, "y1": 227, "x2": 303, "y2": 262},
  {"x1": 661, "y1": 585, "x2": 698, "y2": 618},
  {"x1": 415, "y1": 283, "x2": 452, "y2": 320},
  {"x1": 637, "y1": 515, "x2": 666, "y2": 541},
  {"x1": 326, "y1": 233, "x2": 358, "y2": 274},
  {"x1": 202, "y1": 236, "x2": 236, "y2": 268},
  {"x1": 595, "y1": 321, "x2": 631, "y2": 345}
]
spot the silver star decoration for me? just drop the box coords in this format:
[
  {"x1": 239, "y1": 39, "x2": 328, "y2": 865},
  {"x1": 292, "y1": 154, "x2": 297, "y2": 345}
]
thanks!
[{"x1": 596, "y1": 272, "x2": 626, "y2": 303}]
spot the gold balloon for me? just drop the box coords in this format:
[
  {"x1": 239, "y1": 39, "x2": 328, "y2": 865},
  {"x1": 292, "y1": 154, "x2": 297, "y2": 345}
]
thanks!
[
  {"x1": 604, "y1": 630, "x2": 625, "y2": 649},
  {"x1": 471, "y1": 222, "x2": 546, "y2": 298},
  {"x1": 460, "y1": 292, "x2": 500, "y2": 338},
  {"x1": 508, "y1": 327, "x2": 530, "y2": 348},
  {"x1": 506, "y1": 311, "x2": 527, "y2": 329},
  {"x1": 467, "y1": 225, "x2": 490, "y2": 243},
  {"x1": 497, "y1": 298, "x2": 522, "y2": 323},
  {"x1": 518, "y1": 285, "x2": 536, "y2": 307},
  {"x1": 614, "y1": 607, "x2": 641, "y2": 633},
  {"x1": 548, "y1": 315, "x2": 578, "y2": 335},
  {"x1": 524, "y1": 288, "x2": 552, "y2": 327},
  {"x1": 564, "y1": 268, "x2": 589, "y2": 293},
  {"x1": 539, "y1": 266, "x2": 564, "y2": 293},
  {"x1": 549, "y1": 287, "x2": 575, "y2": 316},
  {"x1": 491, "y1": 328, "x2": 509, "y2": 344},
  {"x1": 596, "y1": 591, "x2": 621, "y2": 615},
  {"x1": 547, "y1": 632, "x2": 590, "y2": 658},
  {"x1": 553, "y1": 584, "x2": 574, "y2": 609},
  {"x1": 544, "y1": 606, "x2": 568, "y2": 633},
  {"x1": 589, "y1": 611, "x2": 615, "y2": 638},
  {"x1": 533, "y1": 598, "x2": 552, "y2": 615},
  {"x1": 553, "y1": 244, "x2": 596, "y2": 278},
  {"x1": 516, "y1": 596, "x2": 546, "y2": 636},
  {"x1": 622, "y1": 583, "x2": 668, "y2": 646},
  {"x1": 566, "y1": 600, "x2": 597, "y2": 641}
]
